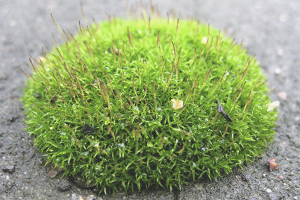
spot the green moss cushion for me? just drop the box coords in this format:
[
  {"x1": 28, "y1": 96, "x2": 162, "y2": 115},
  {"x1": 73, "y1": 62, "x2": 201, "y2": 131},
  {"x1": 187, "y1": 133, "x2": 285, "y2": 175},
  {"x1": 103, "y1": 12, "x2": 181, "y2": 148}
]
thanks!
[{"x1": 22, "y1": 18, "x2": 277, "y2": 193}]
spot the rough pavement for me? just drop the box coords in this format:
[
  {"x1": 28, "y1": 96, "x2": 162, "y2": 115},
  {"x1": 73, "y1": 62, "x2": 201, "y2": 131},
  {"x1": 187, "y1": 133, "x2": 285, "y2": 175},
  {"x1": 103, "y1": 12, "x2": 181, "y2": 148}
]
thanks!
[{"x1": 0, "y1": 0, "x2": 300, "y2": 199}]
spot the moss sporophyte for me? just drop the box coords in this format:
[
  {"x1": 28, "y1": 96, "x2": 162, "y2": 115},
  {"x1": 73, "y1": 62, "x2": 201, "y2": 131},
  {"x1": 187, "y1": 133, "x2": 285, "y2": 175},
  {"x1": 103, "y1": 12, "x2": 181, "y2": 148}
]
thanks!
[{"x1": 21, "y1": 12, "x2": 278, "y2": 194}]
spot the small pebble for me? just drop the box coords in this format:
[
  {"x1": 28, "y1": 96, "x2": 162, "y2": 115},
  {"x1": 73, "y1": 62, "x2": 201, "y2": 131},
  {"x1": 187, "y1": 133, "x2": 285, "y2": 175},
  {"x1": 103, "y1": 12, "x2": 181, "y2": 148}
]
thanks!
[
  {"x1": 57, "y1": 179, "x2": 71, "y2": 192},
  {"x1": 5, "y1": 180, "x2": 14, "y2": 189},
  {"x1": 9, "y1": 115, "x2": 19, "y2": 122},
  {"x1": 71, "y1": 193, "x2": 78, "y2": 200},
  {"x1": 114, "y1": 192, "x2": 126, "y2": 197},
  {"x1": 242, "y1": 174, "x2": 251, "y2": 182},
  {"x1": 38, "y1": 159, "x2": 46, "y2": 166},
  {"x1": 3, "y1": 165, "x2": 15, "y2": 174},
  {"x1": 194, "y1": 183, "x2": 203, "y2": 190},
  {"x1": 46, "y1": 163, "x2": 63, "y2": 178},
  {"x1": 279, "y1": 14, "x2": 287, "y2": 22},
  {"x1": 47, "y1": 167, "x2": 58, "y2": 178},
  {"x1": 275, "y1": 68, "x2": 282, "y2": 74},
  {"x1": 268, "y1": 193, "x2": 279, "y2": 200},
  {"x1": 277, "y1": 91, "x2": 287, "y2": 100},
  {"x1": 277, "y1": 48, "x2": 284, "y2": 56},
  {"x1": 278, "y1": 175, "x2": 284, "y2": 180}
]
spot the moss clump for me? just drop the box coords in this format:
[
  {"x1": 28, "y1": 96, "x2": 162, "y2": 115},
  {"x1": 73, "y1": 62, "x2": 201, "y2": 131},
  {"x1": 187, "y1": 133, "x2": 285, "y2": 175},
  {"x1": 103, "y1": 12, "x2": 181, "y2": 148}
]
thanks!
[{"x1": 22, "y1": 16, "x2": 277, "y2": 193}]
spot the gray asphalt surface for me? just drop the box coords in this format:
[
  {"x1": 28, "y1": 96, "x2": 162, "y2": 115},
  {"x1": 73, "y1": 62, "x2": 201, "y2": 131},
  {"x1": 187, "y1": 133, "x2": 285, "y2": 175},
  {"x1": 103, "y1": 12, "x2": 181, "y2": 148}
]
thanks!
[{"x1": 1, "y1": 0, "x2": 300, "y2": 199}]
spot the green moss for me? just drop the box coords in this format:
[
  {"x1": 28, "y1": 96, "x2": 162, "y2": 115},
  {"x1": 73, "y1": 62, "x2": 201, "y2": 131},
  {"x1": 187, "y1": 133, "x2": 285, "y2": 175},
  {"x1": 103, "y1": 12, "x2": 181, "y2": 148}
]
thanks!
[{"x1": 22, "y1": 17, "x2": 277, "y2": 193}]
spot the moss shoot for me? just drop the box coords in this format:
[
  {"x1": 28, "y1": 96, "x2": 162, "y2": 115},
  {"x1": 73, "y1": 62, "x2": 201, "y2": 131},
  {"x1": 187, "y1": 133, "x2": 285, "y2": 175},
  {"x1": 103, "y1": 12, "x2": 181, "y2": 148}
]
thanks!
[{"x1": 22, "y1": 16, "x2": 277, "y2": 193}]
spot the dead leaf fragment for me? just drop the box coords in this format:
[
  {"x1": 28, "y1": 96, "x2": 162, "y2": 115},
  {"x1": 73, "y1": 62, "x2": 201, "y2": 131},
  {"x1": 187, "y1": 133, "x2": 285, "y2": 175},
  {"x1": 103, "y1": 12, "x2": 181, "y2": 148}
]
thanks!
[
  {"x1": 171, "y1": 99, "x2": 183, "y2": 110},
  {"x1": 266, "y1": 158, "x2": 279, "y2": 171},
  {"x1": 78, "y1": 195, "x2": 84, "y2": 200},
  {"x1": 267, "y1": 101, "x2": 280, "y2": 111},
  {"x1": 38, "y1": 56, "x2": 46, "y2": 63}
]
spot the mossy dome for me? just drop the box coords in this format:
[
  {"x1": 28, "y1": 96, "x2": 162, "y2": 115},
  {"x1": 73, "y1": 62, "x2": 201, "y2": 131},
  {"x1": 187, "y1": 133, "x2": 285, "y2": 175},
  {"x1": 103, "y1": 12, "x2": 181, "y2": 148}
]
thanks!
[{"x1": 22, "y1": 15, "x2": 277, "y2": 193}]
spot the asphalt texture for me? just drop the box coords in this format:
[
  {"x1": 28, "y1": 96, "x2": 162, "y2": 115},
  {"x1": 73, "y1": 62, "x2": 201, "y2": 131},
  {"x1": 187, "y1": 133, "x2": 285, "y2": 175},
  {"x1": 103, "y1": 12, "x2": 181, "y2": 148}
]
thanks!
[{"x1": 0, "y1": 0, "x2": 300, "y2": 199}]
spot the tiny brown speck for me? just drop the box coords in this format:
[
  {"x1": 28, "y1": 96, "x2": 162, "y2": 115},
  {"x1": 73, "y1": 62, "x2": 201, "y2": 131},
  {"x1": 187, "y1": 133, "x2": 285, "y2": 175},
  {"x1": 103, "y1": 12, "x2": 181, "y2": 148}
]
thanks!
[{"x1": 278, "y1": 175, "x2": 284, "y2": 179}]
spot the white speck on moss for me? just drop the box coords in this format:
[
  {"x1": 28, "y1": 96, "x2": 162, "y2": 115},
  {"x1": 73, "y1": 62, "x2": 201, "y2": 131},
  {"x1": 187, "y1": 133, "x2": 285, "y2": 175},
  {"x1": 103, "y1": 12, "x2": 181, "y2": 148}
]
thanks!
[
  {"x1": 268, "y1": 101, "x2": 280, "y2": 111},
  {"x1": 202, "y1": 36, "x2": 208, "y2": 44}
]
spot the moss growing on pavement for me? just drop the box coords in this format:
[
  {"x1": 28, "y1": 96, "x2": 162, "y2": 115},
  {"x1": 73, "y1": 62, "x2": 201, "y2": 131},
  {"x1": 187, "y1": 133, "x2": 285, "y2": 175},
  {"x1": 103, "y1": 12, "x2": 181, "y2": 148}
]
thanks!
[{"x1": 22, "y1": 16, "x2": 277, "y2": 193}]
